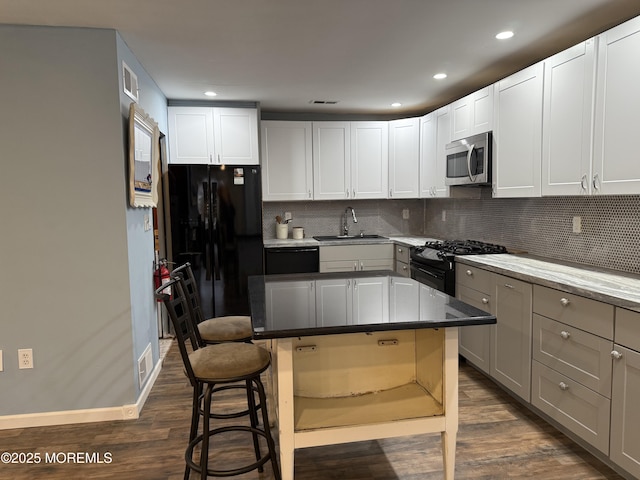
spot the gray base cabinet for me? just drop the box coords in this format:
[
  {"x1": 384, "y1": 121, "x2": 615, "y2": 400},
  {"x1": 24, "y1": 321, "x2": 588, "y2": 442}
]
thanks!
[
  {"x1": 319, "y1": 244, "x2": 393, "y2": 273},
  {"x1": 491, "y1": 274, "x2": 533, "y2": 402},
  {"x1": 457, "y1": 261, "x2": 640, "y2": 478},
  {"x1": 610, "y1": 308, "x2": 640, "y2": 477}
]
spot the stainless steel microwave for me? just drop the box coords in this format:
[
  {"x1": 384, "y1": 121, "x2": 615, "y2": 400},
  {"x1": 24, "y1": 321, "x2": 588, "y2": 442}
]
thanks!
[{"x1": 445, "y1": 132, "x2": 492, "y2": 186}]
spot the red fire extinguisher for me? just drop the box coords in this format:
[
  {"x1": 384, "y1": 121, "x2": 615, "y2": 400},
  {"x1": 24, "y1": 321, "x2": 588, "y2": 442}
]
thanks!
[{"x1": 154, "y1": 259, "x2": 171, "y2": 301}]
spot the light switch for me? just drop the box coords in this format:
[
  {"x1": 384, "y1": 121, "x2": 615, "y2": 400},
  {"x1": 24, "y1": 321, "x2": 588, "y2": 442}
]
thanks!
[{"x1": 572, "y1": 216, "x2": 582, "y2": 234}]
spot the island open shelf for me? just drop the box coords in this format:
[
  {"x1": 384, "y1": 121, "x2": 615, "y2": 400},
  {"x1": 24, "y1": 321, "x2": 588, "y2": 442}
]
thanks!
[{"x1": 269, "y1": 327, "x2": 459, "y2": 479}]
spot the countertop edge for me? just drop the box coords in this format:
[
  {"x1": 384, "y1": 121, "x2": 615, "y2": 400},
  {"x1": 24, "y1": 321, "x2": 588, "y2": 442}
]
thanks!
[
  {"x1": 456, "y1": 254, "x2": 640, "y2": 312},
  {"x1": 263, "y1": 236, "x2": 435, "y2": 248}
]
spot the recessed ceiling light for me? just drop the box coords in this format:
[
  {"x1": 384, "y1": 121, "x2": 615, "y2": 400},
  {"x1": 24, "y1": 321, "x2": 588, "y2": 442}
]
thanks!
[
  {"x1": 204, "y1": 91, "x2": 217, "y2": 97},
  {"x1": 496, "y1": 31, "x2": 514, "y2": 40},
  {"x1": 391, "y1": 102, "x2": 402, "y2": 107},
  {"x1": 433, "y1": 73, "x2": 447, "y2": 80}
]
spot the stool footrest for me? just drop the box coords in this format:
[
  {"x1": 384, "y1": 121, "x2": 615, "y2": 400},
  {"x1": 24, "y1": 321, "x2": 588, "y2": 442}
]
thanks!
[{"x1": 185, "y1": 425, "x2": 272, "y2": 476}]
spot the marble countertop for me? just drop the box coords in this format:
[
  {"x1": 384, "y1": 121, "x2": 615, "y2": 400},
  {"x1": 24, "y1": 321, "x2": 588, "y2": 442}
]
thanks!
[
  {"x1": 456, "y1": 254, "x2": 640, "y2": 312},
  {"x1": 263, "y1": 235, "x2": 435, "y2": 248}
]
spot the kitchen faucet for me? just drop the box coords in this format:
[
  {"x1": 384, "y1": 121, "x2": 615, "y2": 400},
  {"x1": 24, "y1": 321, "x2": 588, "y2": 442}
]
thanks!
[{"x1": 342, "y1": 206, "x2": 357, "y2": 236}]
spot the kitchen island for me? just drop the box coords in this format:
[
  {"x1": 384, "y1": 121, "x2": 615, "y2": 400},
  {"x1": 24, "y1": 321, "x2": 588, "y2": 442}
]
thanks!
[{"x1": 248, "y1": 271, "x2": 496, "y2": 480}]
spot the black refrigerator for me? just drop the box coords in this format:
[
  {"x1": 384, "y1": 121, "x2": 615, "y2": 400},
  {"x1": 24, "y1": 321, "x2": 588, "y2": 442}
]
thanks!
[{"x1": 167, "y1": 165, "x2": 263, "y2": 319}]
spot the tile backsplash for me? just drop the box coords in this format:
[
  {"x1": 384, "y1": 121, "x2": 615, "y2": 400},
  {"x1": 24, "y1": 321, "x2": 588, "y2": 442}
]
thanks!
[
  {"x1": 263, "y1": 199, "x2": 424, "y2": 240},
  {"x1": 264, "y1": 195, "x2": 640, "y2": 275},
  {"x1": 424, "y1": 195, "x2": 640, "y2": 275}
]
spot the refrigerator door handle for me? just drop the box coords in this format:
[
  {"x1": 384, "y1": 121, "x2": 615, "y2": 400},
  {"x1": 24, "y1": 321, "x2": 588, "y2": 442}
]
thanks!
[
  {"x1": 203, "y1": 180, "x2": 212, "y2": 281},
  {"x1": 211, "y1": 181, "x2": 221, "y2": 281}
]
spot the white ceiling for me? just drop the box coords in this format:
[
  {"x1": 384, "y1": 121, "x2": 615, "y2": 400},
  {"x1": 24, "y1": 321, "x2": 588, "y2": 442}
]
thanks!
[{"x1": 2, "y1": 0, "x2": 640, "y2": 116}]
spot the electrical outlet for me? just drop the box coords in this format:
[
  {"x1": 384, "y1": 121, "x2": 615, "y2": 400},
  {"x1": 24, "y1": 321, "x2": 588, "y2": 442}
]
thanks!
[
  {"x1": 572, "y1": 216, "x2": 582, "y2": 234},
  {"x1": 402, "y1": 208, "x2": 410, "y2": 220},
  {"x1": 441, "y1": 210, "x2": 446, "y2": 222},
  {"x1": 18, "y1": 348, "x2": 33, "y2": 369},
  {"x1": 284, "y1": 211, "x2": 292, "y2": 221}
]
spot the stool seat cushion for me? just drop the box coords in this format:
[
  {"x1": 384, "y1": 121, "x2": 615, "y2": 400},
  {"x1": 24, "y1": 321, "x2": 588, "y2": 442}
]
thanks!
[
  {"x1": 189, "y1": 342, "x2": 270, "y2": 382},
  {"x1": 198, "y1": 315, "x2": 253, "y2": 342}
]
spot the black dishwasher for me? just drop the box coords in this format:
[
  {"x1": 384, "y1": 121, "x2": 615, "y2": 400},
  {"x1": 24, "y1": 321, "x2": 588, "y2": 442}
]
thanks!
[{"x1": 264, "y1": 247, "x2": 319, "y2": 274}]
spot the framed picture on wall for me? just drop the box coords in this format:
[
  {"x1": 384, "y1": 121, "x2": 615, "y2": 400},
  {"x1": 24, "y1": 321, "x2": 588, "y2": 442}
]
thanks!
[{"x1": 128, "y1": 102, "x2": 160, "y2": 208}]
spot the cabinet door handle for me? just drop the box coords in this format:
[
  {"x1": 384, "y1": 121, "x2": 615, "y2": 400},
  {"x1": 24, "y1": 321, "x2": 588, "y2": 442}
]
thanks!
[
  {"x1": 611, "y1": 350, "x2": 623, "y2": 360},
  {"x1": 360, "y1": 261, "x2": 364, "y2": 270},
  {"x1": 592, "y1": 173, "x2": 600, "y2": 192},
  {"x1": 308, "y1": 190, "x2": 312, "y2": 198},
  {"x1": 466, "y1": 270, "x2": 473, "y2": 276},
  {"x1": 346, "y1": 189, "x2": 350, "y2": 198},
  {"x1": 402, "y1": 265, "x2": 408, "y2": 271},
  {"x1": 482, "y1": 298, "x2": 489, "y2": 304},
  {"x1": 389, "y1": 189, "x2": 393, "y2": 197},
  {"x1": 352, "y1": 189, "x2": 356, "y2": 198},
  {"x1": 558, "y1": 382, "x2": 569, "y2": 391},
  {"x1": 560, "y1": 330, "x2": 571, "y2": 340},
  {"x1": 209, "y1": 154, "x2": 213, "y2": 163},
  {"x1": 353, "y1": 261, "x2": 358, "y2": 271},
  {"x1": 560, "y1": 297, "x2": 570, "y2": 306},
  {"x1": 398, "y1": 248, "x2": 403, "y2": 253},
  {"x1": 580, "y1": 174, "x2": 588, "y2": 191}
]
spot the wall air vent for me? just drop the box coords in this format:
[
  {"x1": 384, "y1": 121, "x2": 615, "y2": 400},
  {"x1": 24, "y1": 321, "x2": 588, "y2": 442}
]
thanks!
[
  {"x1": 138, "y1": 344, "x2": 153, "y2": 387},
  {"x1": 123, "y1": 61, "x2": 139, "y2": 102},
  {"x1": 309, "y1": 100, "x2": 339, "y2": 105}
]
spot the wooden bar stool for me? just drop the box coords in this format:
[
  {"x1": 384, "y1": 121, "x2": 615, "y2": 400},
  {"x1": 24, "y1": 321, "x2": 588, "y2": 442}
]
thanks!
[
  {"x1": 157, "y1": 277, "x2": 280, "y2": 480},
  {"x1": 171, "y1": 262, "x2": 253, "y2": 344}
]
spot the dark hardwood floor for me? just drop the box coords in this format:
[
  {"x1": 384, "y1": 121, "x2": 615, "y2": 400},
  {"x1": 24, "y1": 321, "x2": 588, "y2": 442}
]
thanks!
[{"x1": 0, "y1": 342, "x2": 625, "y2": 480}]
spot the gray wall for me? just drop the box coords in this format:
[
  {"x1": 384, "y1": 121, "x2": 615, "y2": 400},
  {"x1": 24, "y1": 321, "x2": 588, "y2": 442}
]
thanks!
[{"x1": 0, "y1": 25, "x2": 164, "y2": 416}]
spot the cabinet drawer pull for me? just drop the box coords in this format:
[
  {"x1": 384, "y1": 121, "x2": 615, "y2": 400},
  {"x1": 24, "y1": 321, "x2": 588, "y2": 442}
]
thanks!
[
  {"x1": 560, "y1": 297, "x2": 570, "y2": 306},
  {"x1": 560, "y1": 331, "x2": 571, "y2": 340},
  {"x1": 402, "y1": 265, "x2": 408, "y2": 271},
  {"x1": 482, "y1": 298, "x2": 489, "y2": 304},
  {"x1": 398, "y1": 248, "x2": 403, "y2": 253},
  {"x1": 559, "y1": 382, "x2": 569, "y2": 391},
  {"x1": 296, "y1": 345, "x2": 317, "y2": 353},
  {"x1": 611, "y1": 350, "x2": 623, "y2": 360},
  {"x1": 504, "y1": 284, "x2": 514, "y2": 289},
  {"x1": 466, "y1": 270, "x2": 473, "y2": 276}
]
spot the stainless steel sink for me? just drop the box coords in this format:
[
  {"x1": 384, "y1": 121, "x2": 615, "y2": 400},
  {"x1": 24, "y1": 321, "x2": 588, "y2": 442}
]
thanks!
[{"x1": 313, "y1": 234, "x2": 387, "y2": 241}]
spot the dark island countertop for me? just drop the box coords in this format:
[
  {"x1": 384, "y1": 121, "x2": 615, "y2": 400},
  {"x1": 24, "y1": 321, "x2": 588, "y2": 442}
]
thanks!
[{"x1": 248, "y1": 271, "x2": 496, "y2": 339}]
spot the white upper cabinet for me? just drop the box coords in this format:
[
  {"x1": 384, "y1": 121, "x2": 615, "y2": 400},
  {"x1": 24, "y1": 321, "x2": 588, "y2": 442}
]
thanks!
[
  {"x1": 388, "y1": 117, "x2": 420, "y2": 198},
  {"x1": 451, "y1": 86, "x2": 494, "y2": 141},
  {"x1": 493, "y1": 62, "x2": 544, "y2": 197},
  {"x1": 313, "y1": 122, "x2": 351, "y2": 200},
  {"x1": 350, "y1": 122, "x2": 388, "y2": 199},
  {"x1": 261, "y1": 121, "x2": 313, "y2": 201},
  {"x1": 420, "y1": 107, "x2": 450, "y2": 198},
  {"x1": 212, "y1": 108, "x2": 259, "y2": 165},
  {"x1": 168, "y1": 106, "x2": 259, "y2": 165},
  {"x1": 594, "y1": 16, "x2": 640, "y2": 195},
  {"x1": 312, "y1": 121, "x2": 388, "y2": 200},
  {"x1": 168, "y1": 107, "x2": 214, "y2": 164},
  {"x1": 542, "y1": 40, "x2": 596, "y2": 196}
]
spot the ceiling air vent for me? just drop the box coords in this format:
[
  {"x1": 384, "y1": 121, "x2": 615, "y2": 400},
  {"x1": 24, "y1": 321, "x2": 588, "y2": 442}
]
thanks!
[
  {"x1": 123, "y1": 61, "x2": 139, "y2": 102},
  {"x1": 309, "y1": 100, "x2": 339, "y2": 105}
]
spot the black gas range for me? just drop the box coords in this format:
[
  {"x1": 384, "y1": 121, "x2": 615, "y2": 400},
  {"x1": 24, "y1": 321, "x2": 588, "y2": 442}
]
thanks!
[{"x1": 410, "y1": 240, "x2": 508, "y2": 296}]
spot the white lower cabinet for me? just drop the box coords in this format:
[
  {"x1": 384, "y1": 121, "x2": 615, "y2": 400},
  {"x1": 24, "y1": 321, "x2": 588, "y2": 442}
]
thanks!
[{"x1": 319, "y1": 244, "x2": 394, "y2": 273}]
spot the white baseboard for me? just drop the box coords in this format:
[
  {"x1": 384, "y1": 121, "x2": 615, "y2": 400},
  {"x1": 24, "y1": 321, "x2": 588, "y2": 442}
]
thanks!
[{"x1": 0, "y1": 357, "x2": 163, "y2": 431}]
